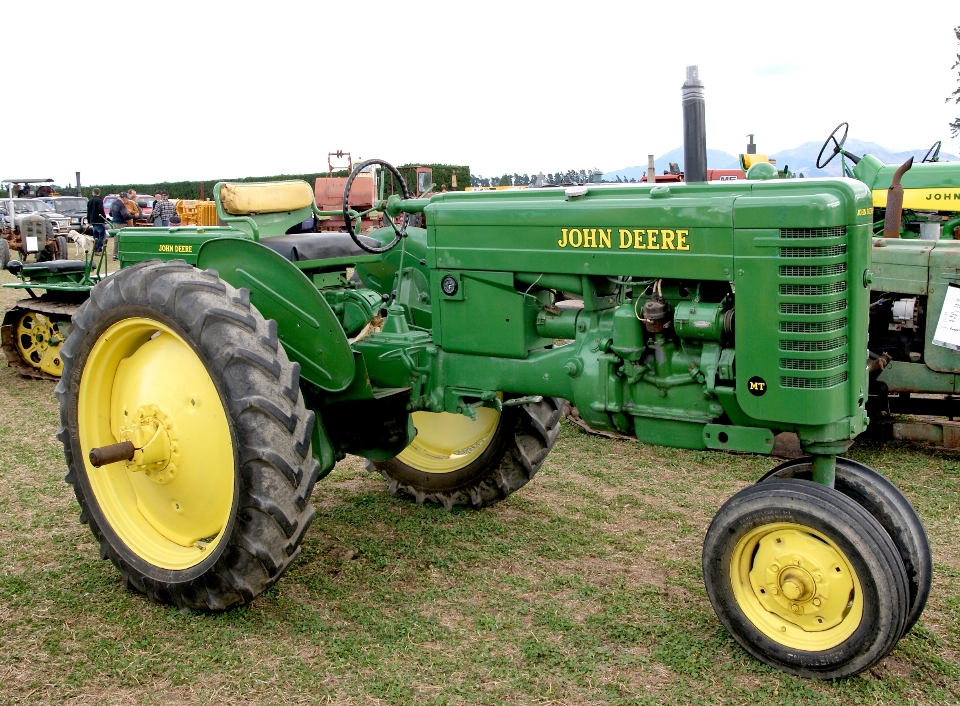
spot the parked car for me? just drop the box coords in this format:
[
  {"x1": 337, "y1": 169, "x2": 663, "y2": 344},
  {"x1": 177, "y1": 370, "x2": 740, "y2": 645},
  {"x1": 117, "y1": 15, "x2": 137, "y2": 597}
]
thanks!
[
  {"x1": 39, "y1": 196, "x2": 89, "y2": 231},
  {"x1": 1, "y1": 199, "x2": 71, "y2": 234}
]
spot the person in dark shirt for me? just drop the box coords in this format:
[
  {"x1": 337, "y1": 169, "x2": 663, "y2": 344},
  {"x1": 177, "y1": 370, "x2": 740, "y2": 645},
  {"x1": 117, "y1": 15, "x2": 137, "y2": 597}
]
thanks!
[
  {"x1": 109, "y1": 195, "x2": 133, "y2": 260},
  {"x1": 87, "y1": 188, "x2": 108, "y2": 254}
]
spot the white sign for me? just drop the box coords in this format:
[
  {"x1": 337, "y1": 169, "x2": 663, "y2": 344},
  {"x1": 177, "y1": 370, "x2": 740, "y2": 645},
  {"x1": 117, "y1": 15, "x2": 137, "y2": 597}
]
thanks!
[
  {"x1": 25, "y1": 236, "x2": 38, "y2": 252},
  {"x1": 932, "y1": 284, "x2": 960, "y2": 351}
]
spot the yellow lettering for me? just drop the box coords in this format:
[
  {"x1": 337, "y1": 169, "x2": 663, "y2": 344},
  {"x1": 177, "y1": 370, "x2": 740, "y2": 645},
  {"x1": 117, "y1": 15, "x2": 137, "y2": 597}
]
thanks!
[
  {"x1": 647, "y1": 229, "x2": 660, "y2": 249},
  {"x1": 633, "y1": 229, "x2": 646, "y2": 249},
  {"x1": 569, "y1": 228, "x2": 583, "y2": 247},
  {"x1": 618, "y1": 229, "x2": 632, "y2": 248},
  {"x1": 676, "y1": 229, "x2": 689, "y2": 251},
  {"x1": 584, "y1": 228, "x2": 597, "y2": 248},
  {"x1": 558, "y1": 229, "x2": 568, "y2": 247},
  {"x1": 158, "y1": 244, "x2": 174, "y2": 252},
  {"x1": 598, "y1": 228, "x2": 611, "y2": 248},
  {"x1": 661, "y1": 229, "x2": 675, "y2": 249}
]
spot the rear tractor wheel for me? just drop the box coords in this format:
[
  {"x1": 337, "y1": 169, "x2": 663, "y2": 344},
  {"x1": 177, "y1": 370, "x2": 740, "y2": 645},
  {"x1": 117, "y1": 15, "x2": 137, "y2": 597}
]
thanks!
[
  {"x1": 703, "y1": 478, "x2": 909, "y2": 679},
  {"x1": 370, "y1": 396, "x2": 563, "y2": 509},
  {"x1": 56, "y1": 260, "x2": 320, "y2": 610}
]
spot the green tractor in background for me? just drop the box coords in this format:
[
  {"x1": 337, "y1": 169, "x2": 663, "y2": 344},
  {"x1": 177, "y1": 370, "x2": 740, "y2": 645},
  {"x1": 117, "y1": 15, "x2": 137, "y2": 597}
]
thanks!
[
  {"x1": 53, "y1": 159, "x2": 932, "y2": 679},
  {"x1": 809, "y1": 123, "x2": 960, "y2": 445}
]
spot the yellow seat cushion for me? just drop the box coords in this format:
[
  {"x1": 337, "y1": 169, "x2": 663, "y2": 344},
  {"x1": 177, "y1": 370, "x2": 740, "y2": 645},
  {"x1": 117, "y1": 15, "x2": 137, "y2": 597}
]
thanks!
[
  {"x1": 219, "y1": 181, "x2": 315, "y2": 215},
  {"x1": 740, "y1": 154, "x2": 770, "y2": 170}
]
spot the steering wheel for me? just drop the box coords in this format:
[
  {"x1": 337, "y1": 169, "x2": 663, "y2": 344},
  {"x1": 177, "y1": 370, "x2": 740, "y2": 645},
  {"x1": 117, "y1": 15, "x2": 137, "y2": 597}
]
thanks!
[
  {"x1": 922, "y1": 140, "x2": 941, "y2": 163},
  {"x1": 816, "y1": 122, "x2": 849, "y2": 169},
  {"x1": 343, "y1": 159, "x2": 410, "y2": 254}
]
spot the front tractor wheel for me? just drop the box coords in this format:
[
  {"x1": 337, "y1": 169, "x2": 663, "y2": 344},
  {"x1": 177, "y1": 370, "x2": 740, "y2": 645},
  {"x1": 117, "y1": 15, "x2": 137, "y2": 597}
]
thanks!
[
  {"x1": 371, "y1": 397, "x2": 563, "y2": 509},
  {"x1": 703, "y1": 479, "x2": 909, "y2": 679},
  {"x1": 56, "y1": 260, "x2": 320, "y2": 611}
]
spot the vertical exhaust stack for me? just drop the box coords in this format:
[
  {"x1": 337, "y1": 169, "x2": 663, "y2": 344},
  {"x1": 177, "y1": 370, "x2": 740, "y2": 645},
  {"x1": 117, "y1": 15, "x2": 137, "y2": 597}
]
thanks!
[
  {"x1": 682, "y1": 65, "x2": 707, "y2": 183},
  {"x1": 648, "y1": 154, "x2": 656, "y2": 184}
]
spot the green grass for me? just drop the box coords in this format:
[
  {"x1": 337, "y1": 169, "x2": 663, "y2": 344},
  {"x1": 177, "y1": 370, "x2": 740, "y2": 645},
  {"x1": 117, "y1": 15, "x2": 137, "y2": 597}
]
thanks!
[{"x1": 0, "y1": 270, "x2": 957, "y2": 702}]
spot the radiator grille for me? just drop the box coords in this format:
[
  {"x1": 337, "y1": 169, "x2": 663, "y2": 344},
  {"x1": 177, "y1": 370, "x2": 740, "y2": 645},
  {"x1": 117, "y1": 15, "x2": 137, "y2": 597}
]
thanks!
[
  {"x1": 781, "y1": 372, "x2": 848, "y2": 389},
  {"x1": 779, "y1": 300, "x2": 847, "y2": 315},
  {"x1": 780, "y1": 336, "x2": 847, "y2": 352},
  {"x1": 780, "y1": 318, "x2": 847, "y2": 334},
  {"x1": 780, "y1": 244, "x2": 847, "y2": 258},
  {"x1": 780, "y1": 227, "x2": 846, "y2": 239},
  {"x1": 780, "y1": 263, "x2": 847, "y2": 278},
  {"x1": 780, "y1": 354, "x2": 847, "y2": 371},
  {"x1": 780, "y1": 281, "x2": 847, "y2": 296}
]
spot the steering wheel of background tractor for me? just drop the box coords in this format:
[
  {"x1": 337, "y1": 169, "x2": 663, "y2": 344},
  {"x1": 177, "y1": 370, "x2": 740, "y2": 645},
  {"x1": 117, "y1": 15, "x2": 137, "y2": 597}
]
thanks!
[
  {"x1": 816, "y1": 122, "x2": 850, "y2": 169},
  {"x1": 343, "y1": 158, "x2": 411, "y2": 254},
  {"x1": 922, "y1": 140, "x2": 941, "y2": 163}
]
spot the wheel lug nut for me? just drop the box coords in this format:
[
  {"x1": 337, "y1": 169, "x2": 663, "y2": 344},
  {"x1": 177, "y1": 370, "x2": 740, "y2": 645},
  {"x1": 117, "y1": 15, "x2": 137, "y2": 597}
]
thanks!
[
  {"x1": 813, "y1": 598, "x2": 821, "y2": 606},
  {"x1": 790, "y1": 604, "x2": 800, "y2": 613},
  {"x1": 771, "y1": 564, "x2": 779, "y2": 572}
]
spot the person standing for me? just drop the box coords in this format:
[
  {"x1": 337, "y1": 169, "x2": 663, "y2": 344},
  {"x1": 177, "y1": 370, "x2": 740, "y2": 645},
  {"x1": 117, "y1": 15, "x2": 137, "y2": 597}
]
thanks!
[
  {"x1": 87, "y1": 188, "x2": 108, "y2": 254},
  {"x1": 152, "y1": 191, "x2": 176, "y2": 227},
  {"x1": 123, "y1": 190, "x2": 141, "y2": 224},
  {"x1": 109, "y1": 193, "x2": 134, "y2": 260}
]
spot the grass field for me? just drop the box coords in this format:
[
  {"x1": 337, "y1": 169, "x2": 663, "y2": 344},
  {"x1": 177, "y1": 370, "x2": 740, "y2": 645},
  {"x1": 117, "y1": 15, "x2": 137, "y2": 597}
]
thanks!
[{"x1": 0, "y1": 267, "x2": 958, "y2": 705}]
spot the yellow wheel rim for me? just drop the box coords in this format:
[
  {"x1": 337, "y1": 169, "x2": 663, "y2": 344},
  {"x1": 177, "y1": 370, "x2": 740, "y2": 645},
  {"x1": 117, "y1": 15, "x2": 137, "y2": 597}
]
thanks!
[
  {"x1": 730, "y1": 522, "x2": 863, "y2": 651},
  {"x1": 397, "y1": 408, "x2": 501, "y2": 473},
  {"x1": 15, "y1": 312, "x2": 66, "y2": 376},
  {"x1": 78, "y1": 317, "x2": 235, "y2": 570}
]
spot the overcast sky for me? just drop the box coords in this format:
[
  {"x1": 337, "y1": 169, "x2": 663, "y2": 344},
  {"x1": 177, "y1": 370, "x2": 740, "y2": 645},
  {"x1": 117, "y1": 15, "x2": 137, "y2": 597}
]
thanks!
[{"x1": 5, "y1": 1, "x2": 959, "y2": 187}]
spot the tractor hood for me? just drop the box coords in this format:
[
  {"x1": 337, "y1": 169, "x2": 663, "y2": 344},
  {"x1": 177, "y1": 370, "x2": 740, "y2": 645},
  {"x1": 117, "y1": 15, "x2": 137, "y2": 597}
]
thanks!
[{"x1": 854, "y1": 154, "x2": 960, "y2": 212}]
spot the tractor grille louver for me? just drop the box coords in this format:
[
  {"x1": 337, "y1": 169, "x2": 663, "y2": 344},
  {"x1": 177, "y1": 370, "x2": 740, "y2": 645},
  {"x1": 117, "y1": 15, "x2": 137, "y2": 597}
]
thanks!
[
  {"x1": 780, "y1": 263, "x2": 846, "y2": 277},
  {"x1": 781, "y1": 372, "x2": 848, "y2": 389},
  {"x1": 779, "y1": 226, "x2": 846, "y2": 239},
  {"x1": 780, "y1": 244, "x2": 847, "y2": 258},
  {"x1": 779, "y1": 299, "x2": 847, "y2": 315},
  {"x1": 776, "y1": 227, "x2": 849, "y2": 391},
  {"x1": 780, "y1": 281, "x2": 847, "y2": 296},
  {"x1": 780, "y1": 318, "x2": 847, "y2": 333},
  {"x1": 780, "y1": 354, "x2": 847, "y2": 371},
  {"x1": 780, "y1": 336, "x2": 847, "y2": 352}
]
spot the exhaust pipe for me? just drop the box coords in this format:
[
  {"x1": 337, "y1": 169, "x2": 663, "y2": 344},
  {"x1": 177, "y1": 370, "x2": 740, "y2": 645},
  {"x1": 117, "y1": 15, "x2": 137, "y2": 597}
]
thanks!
[
  {"x1": 682, "y1": 65, "x2": 707, "y2": 183},
  {"x1": 882, "y1": 157, "x2": 913, "y2": 239}
]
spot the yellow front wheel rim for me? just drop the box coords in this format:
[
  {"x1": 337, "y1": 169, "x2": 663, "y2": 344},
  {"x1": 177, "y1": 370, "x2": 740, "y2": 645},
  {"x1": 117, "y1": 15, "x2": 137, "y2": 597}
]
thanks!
[
  {"x1": 78, "y1": 317, "x2": 235, "y2": 570},
  {"x1": 397, "y1": 408, "x2": 501, "y2": 473},
  {"x1": 731, "y1": 522, "x2": 863, "y2": 651}
]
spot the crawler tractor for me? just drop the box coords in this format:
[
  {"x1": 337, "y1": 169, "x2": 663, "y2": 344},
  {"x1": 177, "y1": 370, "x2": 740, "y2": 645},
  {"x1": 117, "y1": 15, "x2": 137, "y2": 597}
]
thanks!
[{"x1": 56, "y1": 161, "x2": 930, "y2": 680}]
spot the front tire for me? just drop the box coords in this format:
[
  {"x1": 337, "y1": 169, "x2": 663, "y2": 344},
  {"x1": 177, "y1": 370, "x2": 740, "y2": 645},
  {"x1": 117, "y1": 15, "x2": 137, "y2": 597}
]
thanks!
[
  {"x1": 703, "y1": 479, "x2": 909, "y2": 679},
  {"x1": 56, "y1": 260, "x2": 320, "y2": 611},
  {"x1": 760, "y1": 457, "x2": 931, "y2": 636},
  {"x1": 371, "y1": 396, "x2": 563, "y2": 509}
]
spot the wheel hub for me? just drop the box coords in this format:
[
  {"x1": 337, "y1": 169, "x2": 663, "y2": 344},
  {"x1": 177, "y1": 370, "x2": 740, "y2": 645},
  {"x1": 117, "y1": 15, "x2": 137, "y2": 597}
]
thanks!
[
  {"x1": 15, "y1": 311, "x2": 66, "y2": 376},
  {"x1": 119, "y1": 405, "x2": 180, "y2": 484},
  {"x1": 749, "y1": 528, "x2": 854, "y2": 632}
]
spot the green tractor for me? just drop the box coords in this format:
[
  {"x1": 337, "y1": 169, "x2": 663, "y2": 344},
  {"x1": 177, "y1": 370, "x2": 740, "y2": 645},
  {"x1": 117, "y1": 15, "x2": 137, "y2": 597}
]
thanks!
[
  {"x1": 809, "y1": 124, "x2": 960, "y2": 443},
  {"x1": 55, "y1": 160, "x2": 930, "y2": 679}
]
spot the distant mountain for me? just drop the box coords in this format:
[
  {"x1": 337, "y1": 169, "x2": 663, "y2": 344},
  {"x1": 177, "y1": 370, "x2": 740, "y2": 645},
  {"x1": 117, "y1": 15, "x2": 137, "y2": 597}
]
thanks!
[
  {"x1": 604, "y1": 140, "x2": 957, "y2": 182},
  {"x1": 770, "y1": 139, "x2": 958, "y2": 177}
]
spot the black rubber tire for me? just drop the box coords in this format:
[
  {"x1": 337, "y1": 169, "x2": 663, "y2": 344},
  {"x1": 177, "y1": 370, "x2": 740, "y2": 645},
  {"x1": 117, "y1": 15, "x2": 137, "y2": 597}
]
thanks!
[
  {"x1": 56, "y1": 235, "x2": 68, "y2": 260},
  {"x1": 760, "y1": 456, "x2": 931, "y2": 636},
  {"x1": 703, "y1": 479, "x2": 909, "y2": 679},
  {"x1": 371, "y1": 396, "x2": 564, "y2": 509},
  {"x1": 55, "y1": 260, "x2": 320, "y2": 611},
  {"x1": 0, "y1": 239, "x2": 9, "y2": 269}
]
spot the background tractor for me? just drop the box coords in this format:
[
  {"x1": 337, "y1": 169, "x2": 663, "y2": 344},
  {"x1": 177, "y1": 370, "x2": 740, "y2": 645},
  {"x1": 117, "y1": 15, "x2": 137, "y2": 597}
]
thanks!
[
  {"x1": 53, "y1": 154, "x2": 931, "y2": 680},
  {"x1": 799, "y1": 124, "x2": 960, "y2": 445}
]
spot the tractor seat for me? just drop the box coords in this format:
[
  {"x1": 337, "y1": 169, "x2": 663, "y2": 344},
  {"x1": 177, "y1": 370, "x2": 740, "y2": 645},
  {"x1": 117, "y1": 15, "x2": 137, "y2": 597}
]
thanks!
[
  {"x1": 21, "y1": 260, "x2": 87, "y2": 275},
  {"x1": 260, "y1": 233, "x2": 382, "y2": 262}
]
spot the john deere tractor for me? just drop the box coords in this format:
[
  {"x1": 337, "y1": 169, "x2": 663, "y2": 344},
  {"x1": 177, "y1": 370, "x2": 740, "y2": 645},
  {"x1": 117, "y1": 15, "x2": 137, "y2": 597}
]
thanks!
[
  {"x1": 56, "y1": 161, "x2": 930, "y2": 679},
  {"x1": 809, "y1": 124, "x2": 960, "y2": 442}
]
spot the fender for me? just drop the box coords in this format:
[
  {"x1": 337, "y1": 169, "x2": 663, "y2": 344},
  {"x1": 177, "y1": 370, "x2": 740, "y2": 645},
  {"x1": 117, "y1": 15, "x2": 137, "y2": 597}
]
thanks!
[{"x1": 196, "y1": 237, "x2": 355, "y2": 392}]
